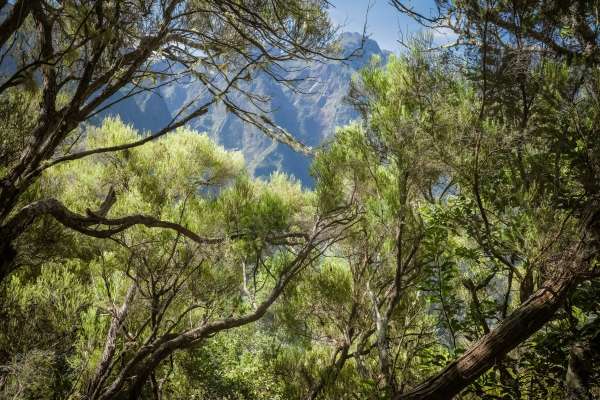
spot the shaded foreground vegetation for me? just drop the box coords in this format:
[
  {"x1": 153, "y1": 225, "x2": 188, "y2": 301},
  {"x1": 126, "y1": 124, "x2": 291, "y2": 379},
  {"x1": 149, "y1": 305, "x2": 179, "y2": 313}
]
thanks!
[{"x1": 1, "y1": 1, "x2": 599, "y2": 399}]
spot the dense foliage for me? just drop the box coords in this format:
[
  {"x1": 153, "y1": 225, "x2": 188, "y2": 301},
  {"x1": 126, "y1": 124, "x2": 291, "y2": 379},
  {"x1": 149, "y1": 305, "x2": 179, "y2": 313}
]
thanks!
[{"x1": 1, "y1": 1, "x2": 600, "y2": 400}]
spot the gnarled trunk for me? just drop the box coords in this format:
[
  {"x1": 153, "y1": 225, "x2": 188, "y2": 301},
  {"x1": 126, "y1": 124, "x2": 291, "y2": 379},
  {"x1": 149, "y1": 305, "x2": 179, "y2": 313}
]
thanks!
[{"x1": 395, "y1": 270, "x2": 577, "y2": 400}]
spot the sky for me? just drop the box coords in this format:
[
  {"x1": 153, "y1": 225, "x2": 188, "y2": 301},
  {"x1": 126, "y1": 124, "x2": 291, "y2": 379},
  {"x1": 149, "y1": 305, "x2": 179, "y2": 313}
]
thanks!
[{"x1": 327, "y1": 0, "x2": 444, "y2": 52}]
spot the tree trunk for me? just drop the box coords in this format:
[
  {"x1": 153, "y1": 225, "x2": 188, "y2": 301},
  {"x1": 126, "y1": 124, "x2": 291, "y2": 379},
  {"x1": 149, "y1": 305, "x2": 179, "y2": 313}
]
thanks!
[
  {"x1": 395, "y1": 271, "x2": 577, "y2": 400},
  {"x1": 86, "y1": 284, "x2": 137, "y2": 399}
]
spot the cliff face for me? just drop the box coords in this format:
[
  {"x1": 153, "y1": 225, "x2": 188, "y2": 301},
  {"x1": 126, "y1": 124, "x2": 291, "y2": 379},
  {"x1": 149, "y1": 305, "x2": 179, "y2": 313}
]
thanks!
[{"x1": 100, "y1": 33, "x2": 388, "y2": 185}]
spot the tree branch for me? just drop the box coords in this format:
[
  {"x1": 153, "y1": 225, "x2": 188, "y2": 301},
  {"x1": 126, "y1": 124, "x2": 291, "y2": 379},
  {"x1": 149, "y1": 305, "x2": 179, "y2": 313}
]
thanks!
[
  {"x1": 395, "y1": 258, "x2": 583, "y2": 400},
  {"x1": 35, "y1": 103, "x2": 211, "y2": 174},
  {"x1": 0, "y1": 0, "x2": 34, "y2": 49},
  {"x1": 1, "y1": 196, "x2": 309, "y2": 247}
]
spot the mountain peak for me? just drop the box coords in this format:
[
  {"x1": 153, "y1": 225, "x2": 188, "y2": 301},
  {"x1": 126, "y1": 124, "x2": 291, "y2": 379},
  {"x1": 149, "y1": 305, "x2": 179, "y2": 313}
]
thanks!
[{"x1": 337, "y1": 32, "x2": 386, "y2": 68}]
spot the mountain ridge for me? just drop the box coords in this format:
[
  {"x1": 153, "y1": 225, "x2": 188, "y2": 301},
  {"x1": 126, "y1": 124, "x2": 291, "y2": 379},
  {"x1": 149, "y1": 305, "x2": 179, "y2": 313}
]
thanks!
[{"x1": 100, "y1": 32, "x2": 389, "y2": 185}]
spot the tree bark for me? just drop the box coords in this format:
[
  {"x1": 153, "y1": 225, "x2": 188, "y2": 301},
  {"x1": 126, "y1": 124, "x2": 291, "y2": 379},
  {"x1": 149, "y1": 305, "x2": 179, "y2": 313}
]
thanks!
[
  {"x1": 395, "y1": 270, "x2": 577, "y2": 400},
  {"x1": 0, "y1": 0, "x2": 34, "y2": 49},
  {"x1": 86, "y1": 284, "x2": 137, "y2": 399}
]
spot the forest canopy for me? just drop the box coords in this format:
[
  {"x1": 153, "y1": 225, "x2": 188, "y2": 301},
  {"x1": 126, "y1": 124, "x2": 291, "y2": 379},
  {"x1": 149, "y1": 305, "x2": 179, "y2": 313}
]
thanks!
[{"x1": 0, "y1": 1, "x2": 599, "y2": 399}]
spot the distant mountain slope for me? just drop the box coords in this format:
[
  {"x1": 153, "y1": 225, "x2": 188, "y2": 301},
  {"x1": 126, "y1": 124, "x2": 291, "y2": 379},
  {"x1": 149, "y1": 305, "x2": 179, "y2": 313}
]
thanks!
[
  {"x1": 0, "y1": 12, "x2": 392, "y2": 186},
  {"x1": 95, "y1": 90, "x2": 173, "y2": 134},
  {"x1": 103, "y1": 32, "x2": 389, "y2": 185}
]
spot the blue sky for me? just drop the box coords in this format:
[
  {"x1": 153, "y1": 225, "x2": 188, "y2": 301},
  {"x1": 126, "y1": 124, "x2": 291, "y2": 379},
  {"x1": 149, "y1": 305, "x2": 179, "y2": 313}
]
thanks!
[{"x1": 328, "y1": 0, "x2": 443, "y2": 51}]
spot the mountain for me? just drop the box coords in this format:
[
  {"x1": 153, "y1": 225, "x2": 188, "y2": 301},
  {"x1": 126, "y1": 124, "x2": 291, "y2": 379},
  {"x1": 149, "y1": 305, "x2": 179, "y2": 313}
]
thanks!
[
  {"x1": 95, "y1": 90, "x2": 173, "y2": 134},
  {"x1": 101, "y1": 32, "x2": 389, "y2": 186}
]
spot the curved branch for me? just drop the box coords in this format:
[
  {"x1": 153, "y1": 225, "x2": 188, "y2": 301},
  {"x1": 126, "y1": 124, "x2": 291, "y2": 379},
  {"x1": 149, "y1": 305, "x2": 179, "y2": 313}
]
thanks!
[
  {"x1": 1, "y1": 197, "x2": 308, "y2": 247},
  {"x1": 35, "y1": 103, "x2": 211, "y2": 174},
  {"x1": 86, "y1": 284, "x2": 137, "y2": 399},
  {"x1": 97, "y1": 227, "x2": 327, "y2": 400},
  {"x1": 395, "y1": 266, "x2": 581, "y2": 400}
]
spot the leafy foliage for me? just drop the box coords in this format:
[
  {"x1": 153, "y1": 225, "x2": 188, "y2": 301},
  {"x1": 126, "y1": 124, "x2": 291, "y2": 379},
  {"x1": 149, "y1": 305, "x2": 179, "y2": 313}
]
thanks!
[{"x1": 1, "y1": 2, "x2": 600, "y2": 399}]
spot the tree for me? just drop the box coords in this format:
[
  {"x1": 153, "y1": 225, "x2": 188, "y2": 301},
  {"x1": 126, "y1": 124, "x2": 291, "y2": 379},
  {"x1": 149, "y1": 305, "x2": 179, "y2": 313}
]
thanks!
[
  {"x1": 0, "y1": 0, "x2": 337, "y2": 280},
  {"x1": 284, "y1": 31, "x2": 599, "y2": 398},
  {"x1": 0, "y1": 119, "x2": 355, "y2": 399},
  {"x1": 377, "y1": 1, "x2": 600, "y2": 397},
  {"x1": 2, "y1": 2, "x2": 600, "y2": 399}
]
